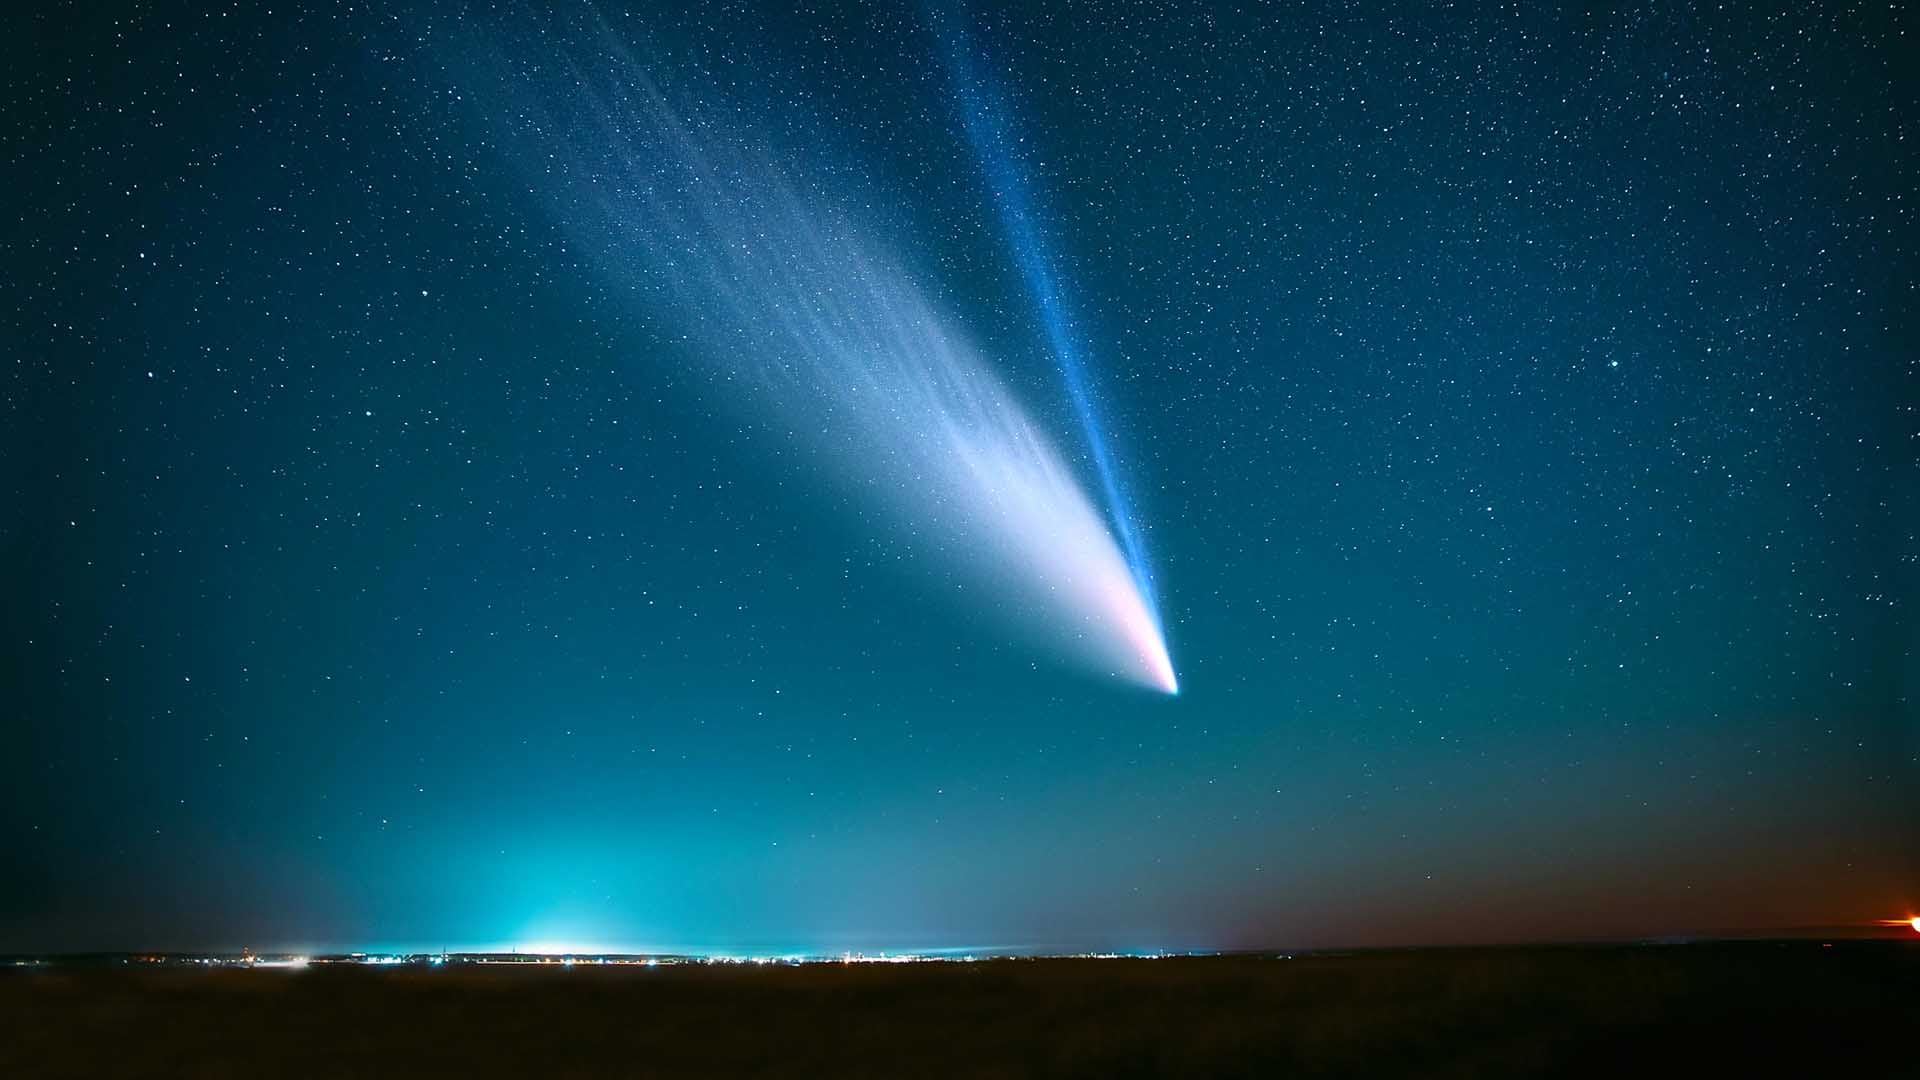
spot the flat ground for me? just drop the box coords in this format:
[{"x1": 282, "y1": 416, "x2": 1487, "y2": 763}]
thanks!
[{"x1": 2, "y1": 943, "x2": 1913, "y2": 1077}]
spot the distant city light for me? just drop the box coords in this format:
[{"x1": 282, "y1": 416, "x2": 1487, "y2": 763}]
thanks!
[{"x1": 94, "y1": 947, "x2": 1218, "y2": 971}]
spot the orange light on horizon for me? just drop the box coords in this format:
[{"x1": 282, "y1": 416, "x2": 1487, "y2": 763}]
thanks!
[{"x1": 1911, "y1": 917, "x2": 1920, "y2": 935}]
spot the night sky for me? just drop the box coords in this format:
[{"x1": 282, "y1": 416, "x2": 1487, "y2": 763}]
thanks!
[{"x1": 5, "y1": 1, "x2": 1914, "y2": 956}]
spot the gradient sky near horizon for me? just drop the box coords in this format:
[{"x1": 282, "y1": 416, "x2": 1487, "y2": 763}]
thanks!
[{"x1": 4, "y1": 0, "x2": 1915, "y2": 954}]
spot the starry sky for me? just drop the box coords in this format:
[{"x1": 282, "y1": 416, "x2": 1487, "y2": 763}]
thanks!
[{"x1": 4, "y1": 1, "x2": 1914, "y2": 955}]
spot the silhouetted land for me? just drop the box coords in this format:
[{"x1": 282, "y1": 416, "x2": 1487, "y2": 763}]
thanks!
[{"x1": 2, "y1": 943, "x2": 1913, "y2": 1077}]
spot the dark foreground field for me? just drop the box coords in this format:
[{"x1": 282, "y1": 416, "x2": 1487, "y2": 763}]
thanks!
[{"x1": 2, "y1": 943, "x2": 1914, "y2": 1078}]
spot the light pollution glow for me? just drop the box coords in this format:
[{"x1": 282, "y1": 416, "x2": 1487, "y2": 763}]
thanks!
[{"x1": 485, "y1": 26, "x2": 1177, "y2": 692}]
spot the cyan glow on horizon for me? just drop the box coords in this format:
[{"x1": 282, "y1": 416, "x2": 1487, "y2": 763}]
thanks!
[{"x1": 309, "y1": 941, "x2": 1192, "y2": 962}]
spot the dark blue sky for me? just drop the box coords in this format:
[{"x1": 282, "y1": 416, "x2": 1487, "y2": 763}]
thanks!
[{"x1": 4, "y1": 0, "x2": 1913, "y2": 954}]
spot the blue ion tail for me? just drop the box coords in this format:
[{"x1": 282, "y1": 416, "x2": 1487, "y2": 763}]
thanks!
[{"x1": 936, "y1": 8, "x2": 1176, "y2": 693}]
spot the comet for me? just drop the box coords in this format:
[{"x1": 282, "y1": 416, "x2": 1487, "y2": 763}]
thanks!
[
  {"x1": 474, "y1": 22, "x2": 1177, "y2": 692},
  {"x1": 933, "y1": 4, "x2": 1174, "y2": 688}
]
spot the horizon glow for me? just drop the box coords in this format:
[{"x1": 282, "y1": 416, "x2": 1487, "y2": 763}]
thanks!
[{"x1": 489, "y1": 29, "x2": 1176, "y2": 692}]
